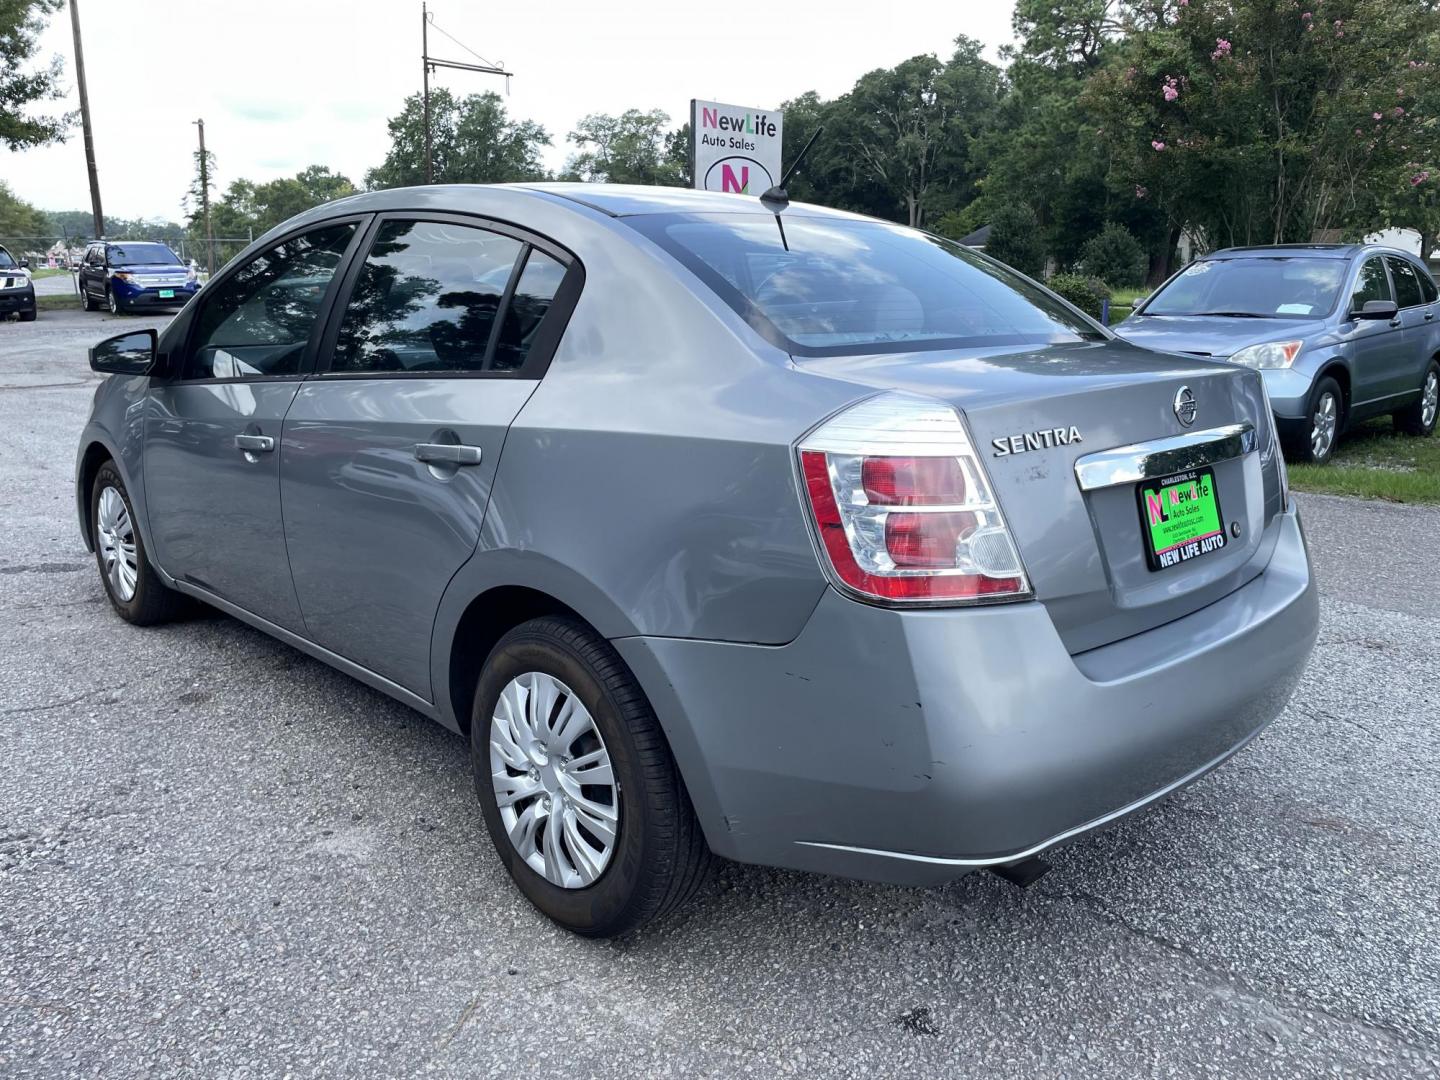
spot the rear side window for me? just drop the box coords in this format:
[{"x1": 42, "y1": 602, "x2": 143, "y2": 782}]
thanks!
[
  {"x1": 626, "y1": 213, "x2": 1102, "y2": 356},
  {"x1": 1351, "y1": 257, "x2": 1392, "y2": 310},
  {"x1": 330, "y1": 220, "x2": 523, "y2": 374},
  {"x1": 1421, "y1": 267, "x2": 1439, "y2": 304},
  {"x1": 490, "y1": 250, "x2": 566, "y2": 371},
  {"x1": 1387, "y1": 256, "x2": 1425, "y2": 308},
  {"x1": 183, "y1": 223, "x2": 356, "y2": 380}
]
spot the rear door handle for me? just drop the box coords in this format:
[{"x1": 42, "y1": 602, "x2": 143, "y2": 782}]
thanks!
[
  {"x1": 234, "y1": 434, "x2": 275, "y2": 453},
  {"x1": 415, "y1": 442, "x2": 483, "y2": 466},
  {"x1": 1426, "y1": 311, "x2": 1434, "y2": 321}
]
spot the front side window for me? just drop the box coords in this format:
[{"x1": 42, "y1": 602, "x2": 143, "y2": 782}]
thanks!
[
  {"x1": 183, "y1": 223, "x2": 356, "y2": 380},
  {"x1": 0, "y1": 248, "x2": 15, "y2": 269},
  {"x1": 626, "y1": 213, "x2": 1102, "y2": 356},
  {"x1": 1145, "y1": 257, "x2": 1347, "y2": 320},
  {"x1": 1351, "y1": 257, "x2": 1393, "y2": 310},
  {"x1": 330, "y1": 220, "x2": 524, "y2": 374},
  {"x1": 1386, "y1": 256, "x2": 1424, "y2": 308}
]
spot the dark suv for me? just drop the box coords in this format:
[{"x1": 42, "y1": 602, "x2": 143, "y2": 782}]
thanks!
[
  {"x1": 78, "y1": 241, "x2": 198, "y2": 314},
  {"x1": 0, "y1": 244, "x2": 36, "y2": 322}
]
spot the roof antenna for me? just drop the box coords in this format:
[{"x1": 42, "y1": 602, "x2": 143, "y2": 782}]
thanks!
[{"x1": 760, "y1": 124, "x2": 823, "y2": 211}]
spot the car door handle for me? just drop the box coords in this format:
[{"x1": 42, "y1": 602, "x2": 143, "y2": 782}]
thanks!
[
  {"x1": 1390, "y1": 318, "x2": 1402, "y2": 328},
  {"x1": 414, "y1": 442, "x2": 483, "y2": 466},
  {"x1": 234, "y1": 434, "x2": 275, "y2": 453},
  {"x1": 1426, "y1": 311, "x2": 1434, "y2": 321}
]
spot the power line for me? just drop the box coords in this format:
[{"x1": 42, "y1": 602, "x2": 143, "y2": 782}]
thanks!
[{"x1": 421, "y1": 2, "x2": 515, "y2": 184}]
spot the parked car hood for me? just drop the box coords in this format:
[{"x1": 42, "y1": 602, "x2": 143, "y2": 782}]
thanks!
[{"x1": 1112, "y1": 314, "x2": 1316, "y2": 358}]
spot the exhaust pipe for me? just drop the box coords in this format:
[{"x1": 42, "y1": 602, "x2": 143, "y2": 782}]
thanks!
[{"x1": 989, "y1": 855, "x2": 1052, "y2": 889}]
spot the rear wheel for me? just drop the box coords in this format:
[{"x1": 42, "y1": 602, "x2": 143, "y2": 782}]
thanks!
[
  {"x1": 1285, "y1": 376, "x2": 1343, "y2": 464},
  {"x1": 471, "y1": 615, "x2": 712, "y2": 937},
  {"x1": 90, "y1": 462, "x2": 188, "y2": 625},
  {"x1": 1394, "y1": 360, "x2": 1439, "y2": 437}
]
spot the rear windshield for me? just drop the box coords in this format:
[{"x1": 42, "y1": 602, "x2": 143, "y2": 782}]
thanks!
[
  {"x1": 108, "y1": 243, "x2": 181, "y2": 266},
  {"x1": 1142, "y1": 257, "x2": 1346, "y2": 320},
  {"x1": 626, "y1": 213, "x2": 1103, "y2": 356}
]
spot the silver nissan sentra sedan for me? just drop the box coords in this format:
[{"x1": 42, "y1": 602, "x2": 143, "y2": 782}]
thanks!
[{"x1": 76, "y1": 184, "x2": 1319, "y2": 936}]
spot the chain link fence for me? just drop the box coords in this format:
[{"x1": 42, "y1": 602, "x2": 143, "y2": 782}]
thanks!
[{"x1": 0, "y1": 235, "x2": 254, "y2": 281}]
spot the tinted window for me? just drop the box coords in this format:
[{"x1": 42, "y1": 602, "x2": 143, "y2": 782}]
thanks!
[
  {"x1": 0, "y1": 248, "x2": 15, "y2": 269},
  {"x1": 1387, "y1": 256, "x2": 1424, "y2": 308},
  {"x1": 86, "y1": 245, "x2": 103, "y2": 266},
  {"x1": 1351, "y1": 257, "x2": 1392, "y2": 309},
  {"x1": 491, "y1": 250, "x2": 567, "y2": 371},
  {"x1": 1421, "y1": 266, "x2": 1439, "y2": 304},
  {"x1": 627, "y1": 214, "x2": 1101, "y2": 356},
  {"x1": 331, "y1": 220, "x2": 523, "y2": 374},
  {"x1": 1146, "y1": 257, "x2": 1346, "y2": 319},
  {"x1": 107, "y1": 243, "x2": 180, "y2": 266},
  {"x1": 184, "y1": 223, "x2": 356, "y2": 380}
]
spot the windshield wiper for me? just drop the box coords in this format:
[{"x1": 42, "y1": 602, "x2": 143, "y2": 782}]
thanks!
[{"x1": 1183, "y1": 311, "x2": 1275, "y2": 319}]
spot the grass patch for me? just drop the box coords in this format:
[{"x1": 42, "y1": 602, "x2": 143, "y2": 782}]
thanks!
[
  {"x1": 1288, "y1": 416, "x2": 1440, "y2": 503},
  {"x1": 35, "y1": 293, "x2": 81, "y2": 311},
  {"x1": 30, "y1": 267, "x2": 71, "y2": 279},
  {"x1": 1109, "y1": 286, "x2": 1149, "y2": 306}
]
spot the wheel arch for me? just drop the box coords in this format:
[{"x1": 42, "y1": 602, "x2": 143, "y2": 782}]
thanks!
[
  {"x1": 1314, "y1": 360, "x2": 1351, "y2": 415},
  {"x1": 76, "y1": 436, "x2": 122, "y2": 552}
]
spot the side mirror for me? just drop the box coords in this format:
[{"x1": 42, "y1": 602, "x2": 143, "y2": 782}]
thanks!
[
  {"x1": 90, "y1": 329, "x2": 157, "y2": 375},
  {"x1": 18, "y1": 258, "x2": 30, "y2": 269},
  {"x1": 1354, "y1": 299, "x2": 1399, "y2": 321}
]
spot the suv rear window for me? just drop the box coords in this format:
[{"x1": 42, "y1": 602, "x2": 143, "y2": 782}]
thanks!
[{"x1": 626, "y1": 213, "x2": 1102, "y2": 356}]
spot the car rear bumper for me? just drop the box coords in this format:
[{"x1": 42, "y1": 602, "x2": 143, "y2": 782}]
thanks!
[{"x1": 615, "y1": 499, "x2": 1317, "y2": 886}]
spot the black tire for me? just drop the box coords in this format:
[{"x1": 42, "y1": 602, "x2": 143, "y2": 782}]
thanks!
[
  {"x1": 81, "y1": 285, "x2": 95, "y2": 312},
  {"x1": 1284, "y1": 375, "x2": 1344, "y2": 464},
  {"x1": 106, "y1": 286, "x2": 121, "y2": 316},
  {"x1": 19, "y1": 309, "x2": 35, "y2": 322},
  {"x1": 470, "y1": 615, "x2": 712, "y2": 937},
  {"x1": 90, "y1": 462, "x2": 188, "y2": 625},
  {"x1": 1393, "y1": 359, "x2": 1439, "y2": 437}
]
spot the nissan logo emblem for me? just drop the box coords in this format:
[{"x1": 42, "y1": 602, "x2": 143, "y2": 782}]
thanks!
[{"x1": 1173, "y1": 385, "x2": 1198, "y2": 427}]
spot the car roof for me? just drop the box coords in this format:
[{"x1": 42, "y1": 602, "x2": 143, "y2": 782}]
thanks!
[
  {"x1": 506, "y1": 182, "x2": 862, "y2": 219},
  {"x1": 1206, "y1": 242, "x2": 1426, "y2": 262}
]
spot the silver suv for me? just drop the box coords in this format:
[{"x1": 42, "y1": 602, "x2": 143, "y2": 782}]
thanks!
[{"x1": 77, "y1": 185, "x2": 1318, "y2": 936}]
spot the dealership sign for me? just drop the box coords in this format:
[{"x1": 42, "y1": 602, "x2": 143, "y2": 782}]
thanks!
[{"x1": 691, "y1": 99, "x2": 784, "y2": 195}]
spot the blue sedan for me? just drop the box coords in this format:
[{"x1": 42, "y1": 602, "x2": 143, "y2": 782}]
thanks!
[{"x1": 1114, "y1": 244, "x2": 1440, "y2": 462}]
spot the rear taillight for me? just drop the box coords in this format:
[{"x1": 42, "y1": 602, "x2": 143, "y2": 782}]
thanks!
[{"x1": 797, "y1": 393, "x2": 1031, "y2": 604}]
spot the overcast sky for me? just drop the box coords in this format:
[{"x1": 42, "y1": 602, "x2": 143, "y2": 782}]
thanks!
[{"x1": 1, "y1": 1, "x2": 1018, "y2": 223}]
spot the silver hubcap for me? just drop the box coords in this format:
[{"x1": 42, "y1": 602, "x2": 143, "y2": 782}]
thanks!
[
  {"x1": 489, "y1": 672, "x2": 619, "y2": 889},
  {"x1": 1311, "y1": 392, "x2": 1338, "y2": 458},
  {"x1": 1422, "y1": 370, "x2": 1438, "y2": 429},
  {"x1": 108, "y1": 290, "x2": 117, "y2": 313},
  {"x1": 96, "y1": 486, "x2": 137, "y2": 602}
]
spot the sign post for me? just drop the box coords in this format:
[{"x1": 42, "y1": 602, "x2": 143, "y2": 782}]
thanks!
[{"x1": 691, "y1": 100, "x2": 784, "y2": 195}]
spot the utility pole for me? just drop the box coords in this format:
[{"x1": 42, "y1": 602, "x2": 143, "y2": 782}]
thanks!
[
  {"x1": 68, "y1": 0, "x2": 104, "y2": 240},
  {"x1": 193, "y1": 119, "x2": 213, "y2": 276},
  {"x1": 420, "y1": 3, "x2": 514, "y2": 185}
]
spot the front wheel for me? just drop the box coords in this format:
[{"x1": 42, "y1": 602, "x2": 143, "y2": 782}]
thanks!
[
  {"x1": 90, "y1": 463, "x2": 188, "y2": 625},
  {"x1": 1285, "y1": 376, "x2": 1344, "y2": 464},
  {"x1": 471, "y1": 615, "x2": 712, "y2": 937},
  {"x1": 81, "y1": 284, "x2": 96, "y2": 312},
  {"x1": 106, "y1": 286, "x2": 121, "y2": 315},
  {"x1": 1394, "y1": 360, "x2": 1439, "y2": 437},
  {"x1": 19, "y1": 309, "x2": 35, "y2": 322}
]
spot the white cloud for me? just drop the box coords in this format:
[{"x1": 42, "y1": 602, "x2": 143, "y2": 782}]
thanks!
[{"x1": 0, "y1": 0, "x2": 1017, "y2": 222}]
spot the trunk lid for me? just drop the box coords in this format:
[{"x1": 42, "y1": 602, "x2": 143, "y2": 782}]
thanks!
[{"x1": 798, "y1": 339, "x2": 1283, "y2": 653}]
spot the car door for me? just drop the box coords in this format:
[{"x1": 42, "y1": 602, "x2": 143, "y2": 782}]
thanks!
[
  {"x1": 143, "y1": 220, "x2": 366, "y2": 630},
  {"x1": 280, "y1": 214, "x2": 579, "y2": 697},
  {"x1": 1343, "y1": 255, "x2": 1410, "y2": 408},
  {"x1": 81, "y1": 244, "x2": 104, "y2": 300},
  {"x1": 1386, "y1": 255, "x2": 1436, "y2": 401}
]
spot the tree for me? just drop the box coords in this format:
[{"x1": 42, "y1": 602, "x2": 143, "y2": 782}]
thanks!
[
  {"x1": 1088, "y1": 0, "x2": 1440, "y2": 251},
  {"x1": 564, "y1": 109, "x2": 683, "y2": 185},
  {"x1": 985, "y1": 203, "x2": 1046, "y2": 276},
  {"x1": 1079, "y1": 222, "x2": 1147, "y2": 285},
  {"x1": 366, "y1": 89, "x2": 550, "y2": 189},
  {"x1": 0, "y1": 0, "x2": 70, "y2": 151},
  {"x1": 0, "y1": 180, "x2": 47, "y2": 237}
]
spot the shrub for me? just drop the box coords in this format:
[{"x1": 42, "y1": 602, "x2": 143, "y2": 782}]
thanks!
[
  {"x1": 984, "y1": 204, "x2": 1045, "y2": 278},
  {"x1": 1047, "y1": 273, "x2": 1111, "y2": 319},
  {"x1": 1079, "y1": 223, "x2": 1147, "y2": 287}
]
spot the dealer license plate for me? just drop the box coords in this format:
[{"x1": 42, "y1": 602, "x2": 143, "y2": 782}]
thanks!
[
  {"x1": 1137, "y1": 468, "x2": 1226, "y2": 571},
  {"x1": 158, "y1": 289, "x2": 176, "y2": 299}
]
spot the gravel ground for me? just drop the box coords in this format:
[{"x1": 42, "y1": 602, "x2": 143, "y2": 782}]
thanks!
[{"x1": 2, "y1": 311, "x2": 1438, "y2": 1078}]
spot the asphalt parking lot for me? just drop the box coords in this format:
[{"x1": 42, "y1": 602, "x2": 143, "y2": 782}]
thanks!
[{"x1": 2, "y1": 309, "x2": 1438, "y2": 1078}]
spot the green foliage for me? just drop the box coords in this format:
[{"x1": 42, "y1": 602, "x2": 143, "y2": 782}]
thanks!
[
  {"x1": 0, "y1": 180, "x2": 46, "y2": 236},
  {"x1": 1047, "y1": 272, "x2": 1111, "y2": 318},
  {"x1": 0, "y1": 0, "x2": 70, "y2": 151},
  {"x1": 984, "y1": 203, "x2": 1046, "y2": 276},
  {"x1": 1079, "y1": 222, "x2": 1147, "y2": 286},
  {"x1": 564, "y1": 109, "x2": 682, "y2": 186},
  {"x1": 366, "y1": 89, "x2": 550, "y2": 189}
]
